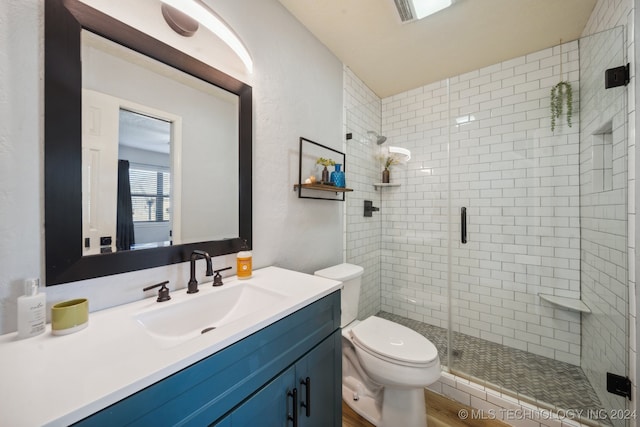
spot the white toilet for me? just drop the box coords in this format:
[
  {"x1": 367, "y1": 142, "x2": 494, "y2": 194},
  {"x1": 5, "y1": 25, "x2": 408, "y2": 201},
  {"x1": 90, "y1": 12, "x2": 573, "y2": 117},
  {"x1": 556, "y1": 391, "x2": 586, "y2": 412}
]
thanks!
[{"x1": 315, "y1": 263, "x2": 441, "y2": 427}]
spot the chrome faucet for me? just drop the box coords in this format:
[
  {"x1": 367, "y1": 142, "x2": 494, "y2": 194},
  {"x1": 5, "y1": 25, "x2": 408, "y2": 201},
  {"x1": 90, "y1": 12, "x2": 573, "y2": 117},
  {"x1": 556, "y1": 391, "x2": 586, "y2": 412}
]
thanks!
[{"x1": 187, "y1": 250, "x2": 213, "y2": 294}]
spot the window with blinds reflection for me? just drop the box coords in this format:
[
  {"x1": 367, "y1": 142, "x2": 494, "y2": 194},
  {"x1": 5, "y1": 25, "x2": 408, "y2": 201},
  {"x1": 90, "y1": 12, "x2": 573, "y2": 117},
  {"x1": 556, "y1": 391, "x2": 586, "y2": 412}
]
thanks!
[{"x1": 129, "y1": 166, "x2": 171, "y2": 223}]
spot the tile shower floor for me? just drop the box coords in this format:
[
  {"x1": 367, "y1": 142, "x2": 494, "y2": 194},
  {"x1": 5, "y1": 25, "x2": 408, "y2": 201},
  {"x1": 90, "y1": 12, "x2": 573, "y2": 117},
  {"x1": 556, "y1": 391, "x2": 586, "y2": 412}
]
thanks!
[{"x1": 377, "y1": 311, "x2": 608, "y2": 425}]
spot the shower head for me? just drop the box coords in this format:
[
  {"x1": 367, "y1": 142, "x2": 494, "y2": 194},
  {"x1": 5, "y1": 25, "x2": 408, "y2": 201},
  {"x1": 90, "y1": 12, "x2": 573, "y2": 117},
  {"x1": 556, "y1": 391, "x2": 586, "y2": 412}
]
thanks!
[{"x1": 367, "y1": 131, "x2": 387, "y2": 145}]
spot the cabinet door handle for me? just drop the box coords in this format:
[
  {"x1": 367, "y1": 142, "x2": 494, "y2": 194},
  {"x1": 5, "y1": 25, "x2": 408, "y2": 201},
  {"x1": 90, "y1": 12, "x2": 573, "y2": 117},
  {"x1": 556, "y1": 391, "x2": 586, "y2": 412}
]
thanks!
[
  {"x1": 300, "y1": 377, "x2": 311, "y2": 417},
  {"x1": 461, "y1": 207, "x2": 467, "y2": 244},
  {"x1": 287, "y1": 388, "x2": 298, "y2": 427}
]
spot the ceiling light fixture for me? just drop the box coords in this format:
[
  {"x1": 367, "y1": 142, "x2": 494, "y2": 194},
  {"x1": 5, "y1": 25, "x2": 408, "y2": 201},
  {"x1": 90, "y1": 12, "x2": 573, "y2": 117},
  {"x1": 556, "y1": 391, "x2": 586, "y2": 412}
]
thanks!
[
  {"x1": 393, "y1": 0, "x2": 454, "y2": 22},
  {"x1": 161, "y1": 0, "x2": 254, "y2": 73},
  {"x1": 161, "y1": 4, "x2": 199, "y2": 37}
]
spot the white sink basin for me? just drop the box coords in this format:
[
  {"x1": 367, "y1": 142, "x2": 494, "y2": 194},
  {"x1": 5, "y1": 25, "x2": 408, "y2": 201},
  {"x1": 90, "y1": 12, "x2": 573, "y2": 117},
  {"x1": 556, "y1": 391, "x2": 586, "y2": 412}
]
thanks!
[
  {"x1": 134, "y1": 282, "x2": 287, "y2": 347},
  {"x1": 0, "y1": 267, "x2": 343, "y2": 427}
]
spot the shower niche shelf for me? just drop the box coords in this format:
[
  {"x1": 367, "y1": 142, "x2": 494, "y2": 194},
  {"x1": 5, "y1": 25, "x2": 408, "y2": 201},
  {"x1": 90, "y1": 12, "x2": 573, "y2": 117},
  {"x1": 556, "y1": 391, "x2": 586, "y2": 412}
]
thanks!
[{"x1": 538, "y1": 293, "x2": 591, "y2": 313}]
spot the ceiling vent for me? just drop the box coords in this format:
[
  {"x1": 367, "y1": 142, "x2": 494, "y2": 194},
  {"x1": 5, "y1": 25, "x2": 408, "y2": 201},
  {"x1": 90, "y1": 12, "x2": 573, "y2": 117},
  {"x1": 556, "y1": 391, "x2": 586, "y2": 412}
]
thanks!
[
  {"x1": 393, "y1": 0, "x2": 454, "y2": 22},
  {"x1": 393, "y1": 0, "x2": 415, "y2": 22}
]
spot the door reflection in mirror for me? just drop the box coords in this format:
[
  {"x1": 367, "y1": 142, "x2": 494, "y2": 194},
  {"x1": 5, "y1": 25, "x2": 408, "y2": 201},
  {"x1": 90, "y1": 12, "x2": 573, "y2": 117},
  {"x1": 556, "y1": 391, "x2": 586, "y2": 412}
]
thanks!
[
  {"x1": 118, "y1": 109, "x2": 172, "y2": 251},
  {"x1": 80, "y1": 29, "x2": 239, "y2": 256},
  {"x1": 81, "y1": 90, "x2": 181, "y2": 255}
]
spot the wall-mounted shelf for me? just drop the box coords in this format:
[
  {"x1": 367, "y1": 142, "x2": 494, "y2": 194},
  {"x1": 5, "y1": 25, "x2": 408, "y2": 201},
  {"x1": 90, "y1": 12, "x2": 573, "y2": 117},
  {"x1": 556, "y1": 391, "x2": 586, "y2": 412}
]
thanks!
[
  {"x1": 374, "y1": 183, "x2": 401, "y2": 190},
  {"x1": 296, "y1": 137, "x2": 350, "y2": 201},
  {"x1": 293, "y1": 183, "x2": 353, "y2": 193},
  {"x1": 538, "y1": 293, "x2": 591, "y2": 313}
]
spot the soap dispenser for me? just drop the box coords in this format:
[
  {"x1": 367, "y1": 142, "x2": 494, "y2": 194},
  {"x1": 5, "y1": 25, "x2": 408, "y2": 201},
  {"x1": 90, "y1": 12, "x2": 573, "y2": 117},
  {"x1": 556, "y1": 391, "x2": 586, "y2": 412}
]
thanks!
[
  {"x1": 17, "y1": 278, "x2": 46, "y2": 339},
  {"x1": 236, "y1": 239, "x2": 252, "y2": 279}
]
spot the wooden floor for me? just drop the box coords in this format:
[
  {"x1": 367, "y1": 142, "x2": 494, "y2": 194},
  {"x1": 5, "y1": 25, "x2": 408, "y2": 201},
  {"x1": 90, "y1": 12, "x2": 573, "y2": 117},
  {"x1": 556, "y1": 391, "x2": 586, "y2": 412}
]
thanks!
[{"x1": 342, "y1": 389, "x2": 510, "y2": 427}]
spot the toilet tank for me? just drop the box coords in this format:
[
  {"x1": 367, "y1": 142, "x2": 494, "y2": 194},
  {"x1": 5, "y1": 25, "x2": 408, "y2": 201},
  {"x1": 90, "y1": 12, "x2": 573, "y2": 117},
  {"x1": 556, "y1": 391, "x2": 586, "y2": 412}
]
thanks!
[{"x1": 314, "y1": 263, "x2": 364, "y2": 327}]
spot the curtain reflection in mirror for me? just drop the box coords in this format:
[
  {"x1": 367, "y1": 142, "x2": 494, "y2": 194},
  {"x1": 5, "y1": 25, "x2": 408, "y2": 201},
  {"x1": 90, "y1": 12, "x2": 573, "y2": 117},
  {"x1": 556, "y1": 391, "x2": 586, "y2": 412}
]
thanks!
[{"x1": 116, "y1": 160, "x2": 135, "y2": 251}]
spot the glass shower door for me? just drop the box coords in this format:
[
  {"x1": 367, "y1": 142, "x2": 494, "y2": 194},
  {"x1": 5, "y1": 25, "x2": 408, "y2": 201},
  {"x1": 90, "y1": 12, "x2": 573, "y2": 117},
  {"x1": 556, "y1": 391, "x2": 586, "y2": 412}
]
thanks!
[
  {"x1": 447, "y1": 26, "x2": 628, "y2": 426},
  {"x1": 577, "y1": 26, "x2": 628, "y2": 425}
]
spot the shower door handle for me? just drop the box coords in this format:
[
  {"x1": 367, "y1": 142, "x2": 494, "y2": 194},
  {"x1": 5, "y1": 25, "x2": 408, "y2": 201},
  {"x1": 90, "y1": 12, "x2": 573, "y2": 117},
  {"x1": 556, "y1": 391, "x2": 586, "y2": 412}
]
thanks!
[{"x1": 461, "y1": 207, "x2": 467, "y2": 244}]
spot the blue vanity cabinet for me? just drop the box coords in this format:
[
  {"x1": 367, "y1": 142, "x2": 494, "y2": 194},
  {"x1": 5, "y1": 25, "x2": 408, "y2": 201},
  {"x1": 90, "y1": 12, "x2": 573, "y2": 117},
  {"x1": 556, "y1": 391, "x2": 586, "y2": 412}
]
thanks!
[
  {"x1": 218, "y1": 331, "x2": 341, "y2": 427},
  {"x1": 72, "y1": 291, "x2": 341, "y2": 426},
  {"x1": 216, "y1": 365, "x2": 296, "y2": 427},
  {"x1": 296, "y1": 331, "x2": 342, "y2": 427}
]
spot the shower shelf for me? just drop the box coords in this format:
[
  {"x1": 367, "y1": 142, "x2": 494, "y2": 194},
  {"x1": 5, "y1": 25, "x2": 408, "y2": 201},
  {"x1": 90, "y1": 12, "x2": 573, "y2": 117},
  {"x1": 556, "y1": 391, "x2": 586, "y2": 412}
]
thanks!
[
  {"x1": 538, "y1": 293, "x2": 591, "y2": 313},
  {"x1": 373, "y1": 183, "x2": 401, "y2": 190}
]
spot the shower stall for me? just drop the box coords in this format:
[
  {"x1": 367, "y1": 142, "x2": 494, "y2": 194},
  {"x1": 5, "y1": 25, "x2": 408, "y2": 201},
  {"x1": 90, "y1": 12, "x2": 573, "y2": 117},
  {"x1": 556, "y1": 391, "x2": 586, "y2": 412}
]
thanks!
[{"x1": 345, "y1": 25, "x2": 629, "y2": 427}]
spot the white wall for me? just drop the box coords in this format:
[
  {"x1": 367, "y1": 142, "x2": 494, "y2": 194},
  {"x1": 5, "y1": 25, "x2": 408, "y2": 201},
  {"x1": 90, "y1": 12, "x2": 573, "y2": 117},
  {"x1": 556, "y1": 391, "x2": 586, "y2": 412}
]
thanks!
[
  {"x1": 0, "y1": 0, "x2": 344, "y2": 334},
  {"x1": 0, "y1": 0, "x2": 43, "y2": 335}
]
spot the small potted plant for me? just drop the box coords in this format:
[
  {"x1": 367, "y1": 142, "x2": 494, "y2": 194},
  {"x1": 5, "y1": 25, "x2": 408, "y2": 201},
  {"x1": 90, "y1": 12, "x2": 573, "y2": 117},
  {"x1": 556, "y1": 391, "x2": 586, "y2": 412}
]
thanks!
[
  {"x1": 316, "y1": 157, "x2": 335, "y2": 183},
  {"x1": 381, "y1": 155, "x2": 400, "y2": 183}
]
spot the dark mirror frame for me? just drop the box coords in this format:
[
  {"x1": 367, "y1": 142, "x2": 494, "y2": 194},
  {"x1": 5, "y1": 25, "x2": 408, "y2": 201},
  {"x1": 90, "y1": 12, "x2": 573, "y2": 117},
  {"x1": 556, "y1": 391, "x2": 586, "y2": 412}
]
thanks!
[{"x1": 45, "y1": 0, "x2": 252, "y2": 286}]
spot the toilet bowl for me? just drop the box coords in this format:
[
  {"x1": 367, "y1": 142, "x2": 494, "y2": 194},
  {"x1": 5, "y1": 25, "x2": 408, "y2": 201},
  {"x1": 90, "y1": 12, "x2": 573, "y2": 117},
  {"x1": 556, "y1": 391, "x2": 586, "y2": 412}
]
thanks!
[{"x1": 315, "y1": 263, "x2": 441, "y2": 427}]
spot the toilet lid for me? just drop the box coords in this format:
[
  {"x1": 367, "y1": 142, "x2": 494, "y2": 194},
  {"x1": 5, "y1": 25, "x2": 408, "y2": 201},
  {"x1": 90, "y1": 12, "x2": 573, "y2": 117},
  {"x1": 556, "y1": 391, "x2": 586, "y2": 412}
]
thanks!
[
  {"x1": 350, "y1": 316, "x2": 438, "y2": 365},
  {"x1": 314, "y1": 263, "x2": 363, "y2": 281}
]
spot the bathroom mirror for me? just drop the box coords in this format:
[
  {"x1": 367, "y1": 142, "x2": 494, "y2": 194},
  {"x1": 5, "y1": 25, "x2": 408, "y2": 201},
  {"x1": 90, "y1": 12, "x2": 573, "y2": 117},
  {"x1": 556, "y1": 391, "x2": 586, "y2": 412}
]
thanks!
[
  {"x1": 45, "y1": 0, "x2": 252, "y2": 285},
  {"x1": 81, "y1": 31, "x2": 239, "y2": 254}
]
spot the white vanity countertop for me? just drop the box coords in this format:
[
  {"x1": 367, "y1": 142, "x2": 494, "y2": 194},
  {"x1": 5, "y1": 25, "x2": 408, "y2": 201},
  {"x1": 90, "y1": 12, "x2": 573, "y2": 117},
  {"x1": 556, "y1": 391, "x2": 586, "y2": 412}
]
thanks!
[{"x1": 0, "y1": 267, "x2": 342, "y2": 427}]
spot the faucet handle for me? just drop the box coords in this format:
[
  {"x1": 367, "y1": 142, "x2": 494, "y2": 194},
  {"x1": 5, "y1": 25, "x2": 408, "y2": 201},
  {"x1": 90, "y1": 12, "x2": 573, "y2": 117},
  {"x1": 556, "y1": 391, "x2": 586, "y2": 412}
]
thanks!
[
  {"x1": 143, "y1": 280, "x2": 171, "y2": 302},
  {"x1": 212, "y1": 266, "x2": 232, "y2": 287}
]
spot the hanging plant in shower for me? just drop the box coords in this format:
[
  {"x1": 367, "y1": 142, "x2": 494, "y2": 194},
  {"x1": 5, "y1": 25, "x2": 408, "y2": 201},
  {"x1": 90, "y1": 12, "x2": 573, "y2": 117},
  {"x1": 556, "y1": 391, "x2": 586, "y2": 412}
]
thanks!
[
  {"x1": 550, "y1": 81, "x2": 573, "y2": 132},
  {"x1": 550, "y1": 39, "x2": 573, "y2": 132}
]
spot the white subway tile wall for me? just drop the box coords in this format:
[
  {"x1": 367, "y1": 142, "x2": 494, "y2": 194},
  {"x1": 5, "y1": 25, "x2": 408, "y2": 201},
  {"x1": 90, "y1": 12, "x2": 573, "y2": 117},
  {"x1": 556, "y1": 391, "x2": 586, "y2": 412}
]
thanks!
[
  {"x1": 380, "y1": 41, "x2": 583, "y2": 365},
  {"x1": 344, "y1": 66, "x2": 382, "y2": 319},
  {"x1": 342, "y1": 0, "x2": 635, "y2": 424}
]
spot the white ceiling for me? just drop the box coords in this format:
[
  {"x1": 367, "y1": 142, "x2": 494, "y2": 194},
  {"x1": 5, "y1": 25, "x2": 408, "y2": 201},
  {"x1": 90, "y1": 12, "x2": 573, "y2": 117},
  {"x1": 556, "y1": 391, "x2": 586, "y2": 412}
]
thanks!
[
  {"x1": 119, "y1": 109, "x2": 171, "y2": 154},
  {"x1": 277, "y1": 0, "x2": 597, "y2": 98}
]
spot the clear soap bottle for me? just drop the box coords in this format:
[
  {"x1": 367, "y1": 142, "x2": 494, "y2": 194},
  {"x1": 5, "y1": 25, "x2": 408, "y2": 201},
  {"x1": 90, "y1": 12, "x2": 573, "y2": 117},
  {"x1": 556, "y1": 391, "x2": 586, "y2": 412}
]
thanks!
[
  {"x1": 17, "y1": 278, "x2": 46, "y2": 339},
  {"x1": 236, "y1": 239, "x2": 252, "y2": 279}
]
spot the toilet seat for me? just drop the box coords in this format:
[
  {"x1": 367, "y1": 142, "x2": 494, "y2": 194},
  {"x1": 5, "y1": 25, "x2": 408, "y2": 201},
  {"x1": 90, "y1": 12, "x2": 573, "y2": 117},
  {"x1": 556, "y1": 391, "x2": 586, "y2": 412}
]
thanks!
[{"x1": 350, "y1": 316, "x2": 439, "y2": 368}]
